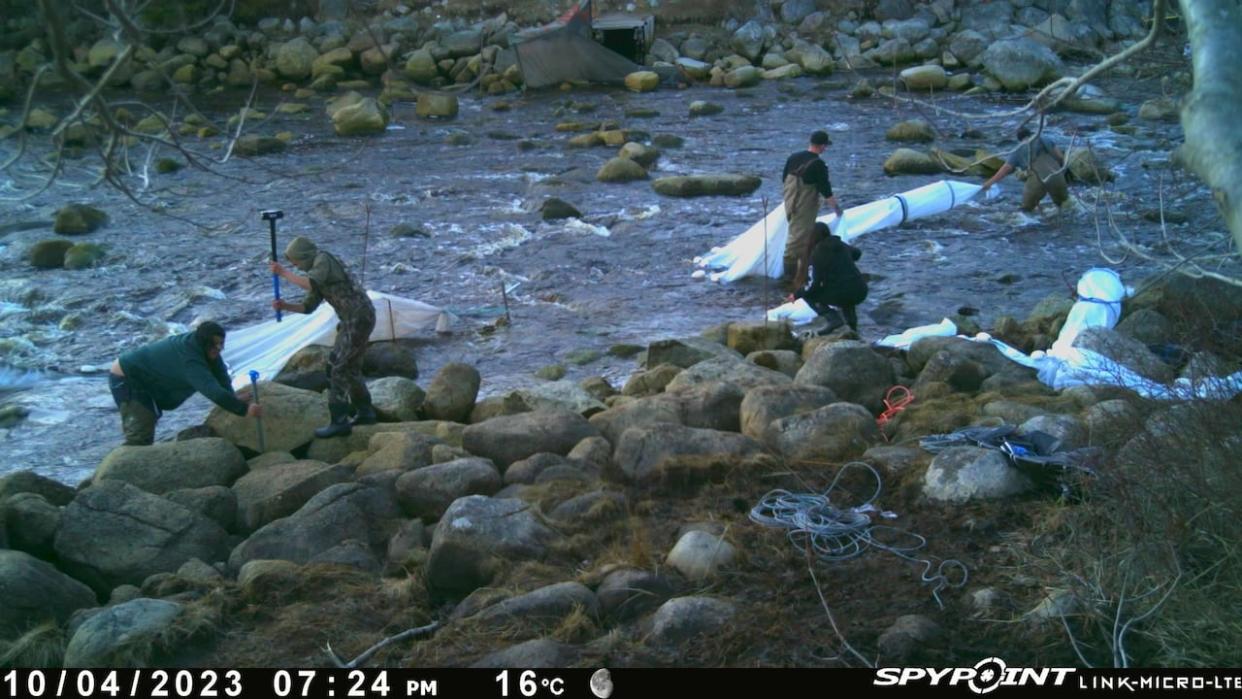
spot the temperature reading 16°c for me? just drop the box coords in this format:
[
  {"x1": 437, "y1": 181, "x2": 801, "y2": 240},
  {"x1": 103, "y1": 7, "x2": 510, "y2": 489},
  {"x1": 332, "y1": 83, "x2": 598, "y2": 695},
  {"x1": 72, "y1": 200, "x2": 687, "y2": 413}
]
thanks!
[{"x1": 494, "y1": 670, "x2": 564, "y2": 697}]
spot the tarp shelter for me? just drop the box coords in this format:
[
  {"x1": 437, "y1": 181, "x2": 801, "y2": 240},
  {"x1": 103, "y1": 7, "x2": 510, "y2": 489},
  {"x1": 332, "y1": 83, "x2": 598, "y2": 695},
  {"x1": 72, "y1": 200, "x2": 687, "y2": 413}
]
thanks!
[
  {"x1": 513, "y1": 0, "x2": 643, "y2": 89},
  {"x1": 222, "y1": 291, "x2": 453, "y2": 391},
  {"x1": 698, "y1": 179, "x2": 997, "y2": 285}
]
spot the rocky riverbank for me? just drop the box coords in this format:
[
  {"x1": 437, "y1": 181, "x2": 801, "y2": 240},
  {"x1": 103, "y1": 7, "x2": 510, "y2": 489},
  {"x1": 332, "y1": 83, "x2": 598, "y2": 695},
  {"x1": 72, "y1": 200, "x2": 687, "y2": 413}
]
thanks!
[
  {"x1": 2, "y1": 0, "x2": 1241, "y2": 668},
  {"x1": 2, "y1": 269, "x2": 1241, "y2": 667}
]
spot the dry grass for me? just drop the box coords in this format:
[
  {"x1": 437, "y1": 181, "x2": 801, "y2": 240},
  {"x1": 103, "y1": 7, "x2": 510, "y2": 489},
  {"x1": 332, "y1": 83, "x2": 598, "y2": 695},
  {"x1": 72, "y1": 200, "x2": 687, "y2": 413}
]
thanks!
[{"x1": 0, "y1": 622, "x2": 66, "y2": 668}]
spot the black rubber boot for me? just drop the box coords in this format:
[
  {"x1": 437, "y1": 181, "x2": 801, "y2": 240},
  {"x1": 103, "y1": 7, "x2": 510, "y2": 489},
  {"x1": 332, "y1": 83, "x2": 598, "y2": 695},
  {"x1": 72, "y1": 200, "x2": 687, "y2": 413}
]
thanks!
[
  {"x1": 314, "y1": 401, "x2": 353, "y2": 439},
  {"x1": 351, "y1": 403, "x2": 378, "y2": 426}
]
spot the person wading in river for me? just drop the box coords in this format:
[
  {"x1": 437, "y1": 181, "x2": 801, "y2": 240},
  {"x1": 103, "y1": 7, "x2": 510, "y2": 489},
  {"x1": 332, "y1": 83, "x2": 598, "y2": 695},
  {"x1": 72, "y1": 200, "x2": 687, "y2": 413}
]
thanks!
[
  {"x1": 981, "y1": 125, "x2": 1070, "y2": 212},
  {"x1": 108, "y1": 322, "x2": 261, "y2": 446},
  {"x1": 270, "y1": 236, "x2": 377, "y2": 438},
  {"x1": 782, "y1": 130, "x2": 844, "y2": 291}
]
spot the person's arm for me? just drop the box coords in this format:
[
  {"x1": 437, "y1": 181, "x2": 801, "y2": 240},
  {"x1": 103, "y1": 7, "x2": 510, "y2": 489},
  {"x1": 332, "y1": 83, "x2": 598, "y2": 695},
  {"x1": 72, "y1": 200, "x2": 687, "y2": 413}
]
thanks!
[
  {"x1": 184, "y1": 357, "x2": 250, "y2": 416},
  {"x1": 981, "y1": 162, "x2": 1014, "y2": 191},
  {"x1": 270, "y1": 261, "x2": 311, "y2": 291},
  {"x1": 847, "y1": 243, "x2": 861, "y2": 261},
  {"x1": 813, "y1": 161, "x2": 844, "y2": 216},
  {"x1": 269, "y1": 261, "x2": 320, "y2": 314}
]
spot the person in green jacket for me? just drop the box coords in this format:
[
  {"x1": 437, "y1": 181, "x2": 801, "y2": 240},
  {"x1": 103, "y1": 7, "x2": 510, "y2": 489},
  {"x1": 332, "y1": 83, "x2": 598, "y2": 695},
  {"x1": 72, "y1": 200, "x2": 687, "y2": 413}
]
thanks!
[
  {"x1": 108, "y1": 322, "x2": 261, "y2": 446},
  {"x1": 270, "y1": 236, "x2": 377, "y2": 438}
]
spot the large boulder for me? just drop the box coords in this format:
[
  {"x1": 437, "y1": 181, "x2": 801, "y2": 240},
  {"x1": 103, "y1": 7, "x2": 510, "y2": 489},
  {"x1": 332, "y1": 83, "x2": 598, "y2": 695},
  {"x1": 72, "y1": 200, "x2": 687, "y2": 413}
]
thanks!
[
  {"x1": 959, "y1": 3, "x2": 1014, "y2": 36},
  {"x1": 665, "y1": 356, "x2": 792, "y2": 393},
  {"x1": 923, "y1": 447, "x2": 1034, "y2": 503},
  {"x1": 0, "y1": 470, "x2": 75, "y2": 506},
  {"x1": 54, "y1": 481, "x2": 230, "y2": 595},
  {"x1": 165, "y1": 486, "x2": 237, "y2": 532},
  {"x1": 1065, "y1": 146, "x2": 1114, "y2": 184},
  {"x1": 416, "y1": 94, "x2": 459, "y2": 120},
  {"x1": 426, "y1": 495, "x2": 560, "y2": 595},
  {"x1": 53, "y1": 204, "x2": 108, "y2": 234},
  {"x1": 368, "y1": 376, "x2": 426, "y2": 422},
  {"x1": 333, "y1": 96, "x2": 388, "y2": 136},
  {"x1": 886, "y1": 119, "x2": 936, "y2": 143},
  {"x1": 619, "y1": 142, "x2": 661, "y2": 168},
  {"x1": 624, "y1": 71, "x2": 659, "y2": 92},
  {"x1": 228, "y1": 481, "x2": 400, "y2": 570},
  {"x1": 468, "y1": 582, "x2": 598, "y2": 635},
  {"x1": 355, "y1": 431, "x2": 438, "y2": 476},
  {"x1": 63, "y1": 598, "x2": 182, "y2": 667},
  {"x1": 981, "y1": 37, "x2": 1064, "y2": 91},
  {"x1": 612, "y1": 424, "x2": 763, "y2": 485},
  {"x1": 443, "y1": 29, "x2": 482, "y2": 58},
  {"x1": 514, "y1": 381, "x2": 607, "y2": 417},
  {"x1": 883, "y1": 148, "x2": 943, "y2": 175},
  {"x1": 1, "y1": 493, "x2": 62, "y2": 558},
  {"x1": 730, "y1": 21, "x2": 767, "y2": 62},
  {"x1": 28, "y1": 239, "x2": 73, "y2": 269},
  {"x1": 900, "y1": 65, "x2": 948, "y2": 91},
  {"x1": 666, "y1": 530, "x2": 736, "y2": 581},
  {"x1": 649, "y1": 596, "x2": 736, "y2": 646},
  {"x1": 740, "y1": 384, "x2": 839, "y2": 441},
  {"x1": 766, "y1": 402, "x2": 879, "y2": 462},
  {"x1": 724, "y1": 66, "x2": 762, "y2": 88},
  {"x1": 795, "y1": 341, "x2": 895, "y2": 413},
  {"x1": 306, "y1": 421, "x2": 446, "y2": 464},
  {"x1": 652, "y1": 174, "x2": 761, "y2": 197},
  {"x1": 404, "y1": 48, "x2": 438, "y2": 84},
  {"x1": 646, "y1": 337, "x2": 741, "y2": 368},
  {"x1": 207, "y1": 381, "x2": 327, "y2": 454},
  {"x1": 94, "y1": 438, "x2": 246, "y2": 495},
  {"x1": 672, "y1": 381, "x2": 746, "y2": 433},
  {"x1": 597, "y1": 157, "x2": 648, "y2": 183},
  {"x1": 949, "y1": 30, "x2": 990, "y2": 64},
  {"x1": 423, "y1": 363, "x2": 480, "y2": 423},
  {"x1": 597, "y1": 568, "x2": 677, "y2": 622},
  {"x1": 230, "y1": 459, "x2": 353, "y2": 532},
  {"x1": 866, "y1": 38, "x2": 916, "y2": 66},
  {"x1": 1073, "y1": 327, "x2": 1176, "y2": 383},
  {"x1": 798, "y1": 44, "x2": 834, "y2": 75},
  {"x1": 0, "y1": 550, "x2": 96, "y2": 639},
  {"x1": 395, "y1": 457, "x2": 502, "y2": 520},
  {"x1": 589, "y1": 394, "x2": 684, "y2": 445},
  {"x1": 275, "y1": 37, "x2": 319, "y2": 80},
  {"x1": 462, "y1": 410, "x2": 601, "y2": 469}
]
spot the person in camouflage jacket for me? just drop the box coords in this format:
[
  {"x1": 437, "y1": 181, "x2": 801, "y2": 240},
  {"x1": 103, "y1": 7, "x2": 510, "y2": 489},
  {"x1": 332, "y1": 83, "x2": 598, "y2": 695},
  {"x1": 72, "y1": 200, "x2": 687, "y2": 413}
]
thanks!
[{"x1": 271, "y1": 236, "x2": 376, "y2": 438}]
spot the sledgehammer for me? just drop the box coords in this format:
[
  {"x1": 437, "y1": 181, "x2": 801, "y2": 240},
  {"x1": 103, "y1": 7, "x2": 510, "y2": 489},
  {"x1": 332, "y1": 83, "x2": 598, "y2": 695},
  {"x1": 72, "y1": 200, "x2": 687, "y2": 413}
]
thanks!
[
  {"x1": 249, "y1": 370, "x2": 267, "y2": 452},
  {"x1": 262, "y1": 209, "x2": 284, "y2": 322}
]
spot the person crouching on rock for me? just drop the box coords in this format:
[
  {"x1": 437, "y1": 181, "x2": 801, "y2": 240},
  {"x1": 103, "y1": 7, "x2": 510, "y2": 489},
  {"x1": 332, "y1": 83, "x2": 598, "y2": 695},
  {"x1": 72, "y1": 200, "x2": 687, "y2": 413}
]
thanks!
[
  {"x1": 790, "y1": 222, "x2": 868, "y2": 334},
  {"x1": 270, "y1": 236, "x2": 377, "y2": 438},
  {"x1": 109, "y1": 321, "x2": 261, "y2": 446}
]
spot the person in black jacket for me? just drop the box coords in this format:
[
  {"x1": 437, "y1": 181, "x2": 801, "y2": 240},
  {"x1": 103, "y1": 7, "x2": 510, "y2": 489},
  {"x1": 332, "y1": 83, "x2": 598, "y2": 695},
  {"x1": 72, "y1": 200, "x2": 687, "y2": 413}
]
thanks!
[{"x1": 792, "y1": 222, "x2": 868, "y2": 332}]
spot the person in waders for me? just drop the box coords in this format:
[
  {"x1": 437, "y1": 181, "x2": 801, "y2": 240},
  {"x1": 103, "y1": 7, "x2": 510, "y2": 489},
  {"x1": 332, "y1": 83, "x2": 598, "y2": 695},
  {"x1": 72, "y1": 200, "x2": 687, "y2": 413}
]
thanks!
[
  {"x1": 108, "y1": 322, "x2": 261, "y2": 446},
  {"x1": 790, "y1": 222, "x2": 868, "y2": 334},
  {"x1": 782, "y1": 130, "x2": 844, "y2": 290},
  {"x1": 981, "y1": 125, "x2": 1070, "y2": 211},
  {"x1": 270, "y1": 236, "x2": 376, "y2": 438}
]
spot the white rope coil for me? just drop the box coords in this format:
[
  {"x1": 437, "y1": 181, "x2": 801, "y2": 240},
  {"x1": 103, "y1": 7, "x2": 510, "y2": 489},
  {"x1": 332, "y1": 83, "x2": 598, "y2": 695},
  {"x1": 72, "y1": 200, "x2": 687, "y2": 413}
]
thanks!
[{"x1": 749, "y1": 462, "x2": 968, "y2": 606}]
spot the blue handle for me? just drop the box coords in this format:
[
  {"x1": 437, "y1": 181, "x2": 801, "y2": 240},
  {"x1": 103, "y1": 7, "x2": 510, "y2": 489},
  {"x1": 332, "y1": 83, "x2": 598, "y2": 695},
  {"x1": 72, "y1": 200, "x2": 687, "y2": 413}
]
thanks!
[{"x1": 272, "y1": 273, "x2": 282, "y2": 322}]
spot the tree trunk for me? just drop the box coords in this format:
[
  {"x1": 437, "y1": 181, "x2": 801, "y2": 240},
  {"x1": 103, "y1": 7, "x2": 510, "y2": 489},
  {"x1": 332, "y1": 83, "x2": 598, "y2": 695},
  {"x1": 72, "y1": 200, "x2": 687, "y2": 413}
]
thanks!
[{"x1": 1178, "y1": 0, "x2": 1242, "y2": 252}]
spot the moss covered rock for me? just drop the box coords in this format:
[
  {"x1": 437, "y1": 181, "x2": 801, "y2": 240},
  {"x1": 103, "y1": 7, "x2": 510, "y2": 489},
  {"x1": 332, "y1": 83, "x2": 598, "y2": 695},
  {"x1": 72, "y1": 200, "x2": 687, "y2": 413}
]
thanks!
[
  {"x1": 28, "y1": 240, "x2": 74, "y2": 269},
  {"x1": 53, "y1": 204, "x2": 107, "y2": 235},
  {"x1": 64, "y1": 243, "x2": 107, "y2": 270}
]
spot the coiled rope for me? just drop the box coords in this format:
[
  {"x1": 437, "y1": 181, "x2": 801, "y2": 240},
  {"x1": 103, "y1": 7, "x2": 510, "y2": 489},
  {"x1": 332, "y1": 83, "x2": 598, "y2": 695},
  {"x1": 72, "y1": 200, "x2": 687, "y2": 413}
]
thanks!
[{"x1": 749, "y1": 461, "x2": 968, "y2": 607}]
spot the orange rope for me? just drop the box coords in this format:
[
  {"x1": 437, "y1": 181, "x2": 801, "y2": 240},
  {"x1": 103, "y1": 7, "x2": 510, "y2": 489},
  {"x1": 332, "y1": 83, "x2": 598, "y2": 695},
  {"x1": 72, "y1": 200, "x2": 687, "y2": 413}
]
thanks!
[{"x1": 876, "y1": 385, "x2": 915, "y2": 434}]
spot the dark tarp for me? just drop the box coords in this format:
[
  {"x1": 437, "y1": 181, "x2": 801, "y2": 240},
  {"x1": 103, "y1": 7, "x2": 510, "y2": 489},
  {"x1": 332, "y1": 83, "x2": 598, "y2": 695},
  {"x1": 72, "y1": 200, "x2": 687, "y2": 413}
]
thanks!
[{"x1": 513, "y1": 0, "x2": 641, "y2": 89}]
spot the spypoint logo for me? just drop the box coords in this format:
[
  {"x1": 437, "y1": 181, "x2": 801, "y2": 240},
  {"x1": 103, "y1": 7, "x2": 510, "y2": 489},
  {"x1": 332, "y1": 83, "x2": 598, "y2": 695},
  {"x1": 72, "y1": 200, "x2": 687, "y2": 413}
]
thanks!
[{"x1": 874, "y1": 657, "x2": 1075, "y2": 694}]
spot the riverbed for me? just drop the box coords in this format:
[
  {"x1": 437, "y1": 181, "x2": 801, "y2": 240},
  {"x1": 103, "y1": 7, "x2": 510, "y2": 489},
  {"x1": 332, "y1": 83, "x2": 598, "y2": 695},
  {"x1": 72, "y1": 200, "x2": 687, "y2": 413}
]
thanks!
[{"x1": 0, "y1": 64, "x2": 1232, "y2": 484}]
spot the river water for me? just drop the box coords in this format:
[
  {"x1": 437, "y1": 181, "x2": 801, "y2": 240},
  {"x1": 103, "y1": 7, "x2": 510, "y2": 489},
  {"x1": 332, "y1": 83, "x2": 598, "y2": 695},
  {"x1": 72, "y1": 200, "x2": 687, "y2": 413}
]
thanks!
[{"x1": 0, "y1": 66, "x2": 1233, "y2": 485}]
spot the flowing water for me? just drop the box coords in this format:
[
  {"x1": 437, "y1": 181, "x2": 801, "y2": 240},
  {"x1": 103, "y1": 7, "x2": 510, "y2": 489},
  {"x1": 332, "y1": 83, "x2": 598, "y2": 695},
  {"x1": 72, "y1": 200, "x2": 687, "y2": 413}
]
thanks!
[{"x1": 0, "y1": 68, "x2": 1233, "y2": 485}]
